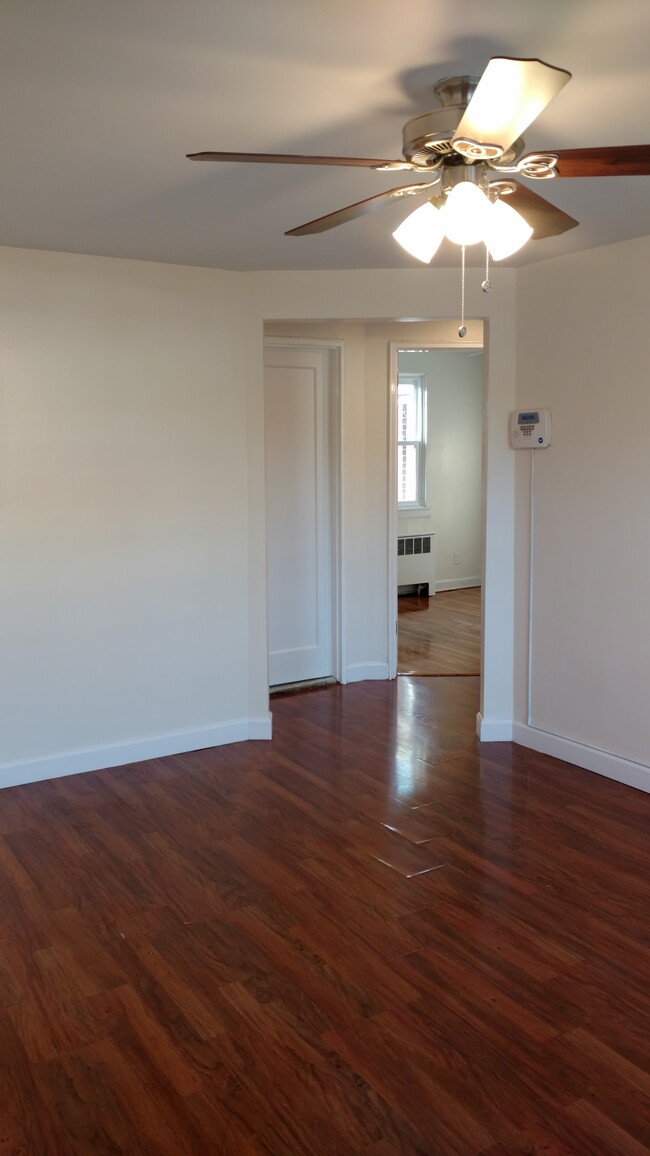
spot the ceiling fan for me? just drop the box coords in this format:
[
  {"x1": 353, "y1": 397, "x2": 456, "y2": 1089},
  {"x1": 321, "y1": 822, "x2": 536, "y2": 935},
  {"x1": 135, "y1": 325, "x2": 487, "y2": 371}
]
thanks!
[{"x1": 187, "y1": 56, "x2": 650, "y2": 252}]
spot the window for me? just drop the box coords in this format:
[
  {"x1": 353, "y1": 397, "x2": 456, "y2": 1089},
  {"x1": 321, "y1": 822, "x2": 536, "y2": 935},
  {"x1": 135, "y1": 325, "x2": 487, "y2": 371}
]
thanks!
[{"x1": 397, "y1": 373, "x2": 427, "y2": 508}]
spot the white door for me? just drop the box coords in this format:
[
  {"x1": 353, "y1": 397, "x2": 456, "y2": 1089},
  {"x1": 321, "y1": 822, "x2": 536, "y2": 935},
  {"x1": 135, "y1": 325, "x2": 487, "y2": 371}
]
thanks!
[{"x1": 264, "y1": 344, "x2": 333, "y2": 687}]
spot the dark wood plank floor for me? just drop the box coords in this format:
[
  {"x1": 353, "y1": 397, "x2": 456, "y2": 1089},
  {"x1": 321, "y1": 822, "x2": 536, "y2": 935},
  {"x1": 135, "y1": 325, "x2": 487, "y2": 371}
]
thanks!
[
  {"x1": 398, "y1": 587, "x2": 481, "y2": 676},
  {"x1": 2, "y1": 676, "x2": 650, "y2": 1154}
]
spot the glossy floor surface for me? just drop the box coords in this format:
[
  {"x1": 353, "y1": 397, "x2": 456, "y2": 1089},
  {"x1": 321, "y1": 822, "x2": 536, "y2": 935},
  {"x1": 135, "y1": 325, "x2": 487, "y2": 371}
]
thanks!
[
  {"x1": 398, "y1": 587, "x2": 481, "y2": 676},
  {"x1": 2, "y1": 677, "x2": 650, "y2": 1153}
]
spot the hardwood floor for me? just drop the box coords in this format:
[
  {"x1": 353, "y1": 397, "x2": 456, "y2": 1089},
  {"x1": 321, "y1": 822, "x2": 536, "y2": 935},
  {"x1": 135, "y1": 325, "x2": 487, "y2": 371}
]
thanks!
[
  {"x1": 2, "y1": 676, "x2": 650, "y2": 1153},
  {"x1": 398, "y1": 586, "x2": 481, "y2": 675}
]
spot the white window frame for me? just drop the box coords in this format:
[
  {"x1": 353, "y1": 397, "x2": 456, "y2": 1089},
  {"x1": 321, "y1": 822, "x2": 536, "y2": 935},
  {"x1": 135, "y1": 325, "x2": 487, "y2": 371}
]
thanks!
[{"x1": 397, "y1": 372, "x2": 427, "y2": 510}]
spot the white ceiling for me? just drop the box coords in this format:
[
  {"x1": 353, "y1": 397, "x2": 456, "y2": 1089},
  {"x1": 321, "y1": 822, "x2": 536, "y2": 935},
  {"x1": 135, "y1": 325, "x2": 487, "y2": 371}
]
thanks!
[{"x1": 2, "y1": 0, "x2": 649, "y2": 272}]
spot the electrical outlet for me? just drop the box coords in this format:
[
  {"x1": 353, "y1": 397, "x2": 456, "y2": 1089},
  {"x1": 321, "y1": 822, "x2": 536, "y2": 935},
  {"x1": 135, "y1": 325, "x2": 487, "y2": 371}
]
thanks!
[{"x1": 453, "y1": 552, "x2": 461, "y2": 565}]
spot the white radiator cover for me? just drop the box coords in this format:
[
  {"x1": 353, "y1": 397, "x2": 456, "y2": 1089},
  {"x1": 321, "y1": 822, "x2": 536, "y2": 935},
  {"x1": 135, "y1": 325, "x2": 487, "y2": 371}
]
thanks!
[{"x1": 397, "y1": 533, "x2": 435, "y2": 593}]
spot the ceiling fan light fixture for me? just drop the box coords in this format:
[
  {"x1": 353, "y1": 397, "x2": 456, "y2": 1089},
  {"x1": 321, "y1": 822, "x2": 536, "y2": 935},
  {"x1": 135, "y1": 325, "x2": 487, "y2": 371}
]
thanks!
[
  {"x1": 442, "y1": 181, "x2": 491, "y2": 246},
  {"x1": 392, "y1": 200, "x2": 445, "y2": 263},
  {"x1": 484, "y1": 196, "x2": 534, "y2": 259}
]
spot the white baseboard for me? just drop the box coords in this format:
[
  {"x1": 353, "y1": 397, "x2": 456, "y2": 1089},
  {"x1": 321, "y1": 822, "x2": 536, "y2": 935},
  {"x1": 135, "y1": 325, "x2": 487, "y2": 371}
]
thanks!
[
  {"x1": 476, "y1": 713, "x2": 514, "y2": 741},
  {"x1": 0, "y1": 714, "x2": 273, "y2": 791},
  {"x1": 435, "y1": 577, "x2": 482, "y2": 592},
  {"x1": 344, "y1": 662, "x2": 391, "y2": 684},
  {"x1": 513, "y1": 722, "x2": 650, "y2": 795}
]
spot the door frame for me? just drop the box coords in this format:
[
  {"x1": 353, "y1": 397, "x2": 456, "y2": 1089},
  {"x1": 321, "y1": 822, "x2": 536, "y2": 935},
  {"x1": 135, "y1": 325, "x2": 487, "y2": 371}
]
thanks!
[
  {"x1": 387, "y1": 337, "x2": 484, "y2": 679},
  {"x1": 263, "y1": 337, "x2": 346, "y2": 685}
]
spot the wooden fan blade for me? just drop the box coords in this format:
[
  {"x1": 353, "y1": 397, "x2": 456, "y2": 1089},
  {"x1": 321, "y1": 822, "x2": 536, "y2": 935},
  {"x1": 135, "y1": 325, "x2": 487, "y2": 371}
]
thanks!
[
  {"x1": 551, "y1": 145, "x2": 650, "y2": 177},
  {"x1": 187, "y1": 150, "x2": 408, "y2": 169},
  {"x1": 503, "y1": 182, "x2": 579, "y2": 239},
  {"x1": 285, "y1": 183, "x2": 436, "y2": 236},
  {"x1": 453, "y1": 57, "x2": 571, "y2": 157}
]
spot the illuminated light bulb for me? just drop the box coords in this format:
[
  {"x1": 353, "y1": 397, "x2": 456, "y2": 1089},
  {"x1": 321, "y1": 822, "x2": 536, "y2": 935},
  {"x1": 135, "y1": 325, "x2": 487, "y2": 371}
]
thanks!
[
  {"x1": 392, "y1": 201, "x2": 445, "y2": 263},
  {"x1": 442, "y1": 181, "x2": 491, "y2": 246},
  {"x1": 484, "y1": 197, "x2": 533, "y2": 259}
]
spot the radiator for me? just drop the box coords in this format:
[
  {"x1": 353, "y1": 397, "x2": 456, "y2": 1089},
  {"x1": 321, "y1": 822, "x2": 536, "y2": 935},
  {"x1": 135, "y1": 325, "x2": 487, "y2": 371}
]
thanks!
[{"x1": 397, "y1": 534, "x2": 435, "y2": 595}]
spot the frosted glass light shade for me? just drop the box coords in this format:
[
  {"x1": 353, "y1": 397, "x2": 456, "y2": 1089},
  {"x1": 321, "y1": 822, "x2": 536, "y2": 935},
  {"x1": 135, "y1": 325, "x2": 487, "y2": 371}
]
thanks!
[
  {"x1": 392, "y1": 201, "x2": 445, "y2": 263},
  {"x1": 442, "y1": 182, "x2": 491, "y2": 246},
  {"x1": 484, "y1": 197, "x2": 533, "y2": 259},
  {"x1": 393, "y1": 182, "x2": 534, "y2": 264}
]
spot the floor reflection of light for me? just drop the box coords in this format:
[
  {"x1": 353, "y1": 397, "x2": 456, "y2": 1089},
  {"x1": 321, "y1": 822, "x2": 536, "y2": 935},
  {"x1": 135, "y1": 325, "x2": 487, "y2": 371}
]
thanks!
[
  {"x1": 393, "y1": 753, "x2": 420, "y2": 796},
  {"x1": 392, "y1": 755, "x2": 444, "y2": 801},
  {"x1": 392, "y1": 679, "x2": 428, "y2": 797}
]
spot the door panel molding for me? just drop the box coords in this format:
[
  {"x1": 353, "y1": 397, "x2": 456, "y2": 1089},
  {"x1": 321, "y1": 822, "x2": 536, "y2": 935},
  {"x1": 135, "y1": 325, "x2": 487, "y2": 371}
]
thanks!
[{"x1": 264, "y1": 339, "x2": 345, "y2": 686}]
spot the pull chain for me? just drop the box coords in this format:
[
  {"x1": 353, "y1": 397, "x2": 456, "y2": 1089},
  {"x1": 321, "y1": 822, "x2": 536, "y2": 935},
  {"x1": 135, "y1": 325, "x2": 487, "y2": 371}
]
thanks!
[
  {"x1": 483, "y1": 245, "x2": 492, "y2": 293},
  {"x1": 458, "y1": 245, "x2": 467, "y2": 338}
]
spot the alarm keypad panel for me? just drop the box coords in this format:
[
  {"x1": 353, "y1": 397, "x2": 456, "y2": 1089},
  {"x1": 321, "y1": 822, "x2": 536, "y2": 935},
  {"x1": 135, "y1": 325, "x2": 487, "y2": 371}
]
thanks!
[{"x1": 510, "y1": 409, "x2": 552, "y2": 449}]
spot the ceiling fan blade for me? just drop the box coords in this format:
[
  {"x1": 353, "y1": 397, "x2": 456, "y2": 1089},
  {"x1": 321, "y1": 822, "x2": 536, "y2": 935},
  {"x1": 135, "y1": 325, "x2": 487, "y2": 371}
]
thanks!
[
  {"x1": 452, "y1": 57, "x2": 571, "y2": 158},
  {"x1": 502, "y1": 181, "x2": 579, "y2": 239},
  {"x1": 550, "y1": 145, "x2": 650, "y2": 177},
  {"x1": 187, "y1": 150, "x2": 408, "y2": 169},
  {"x1": 285, "y1": 183, "x2": 436, "y2": 236}
]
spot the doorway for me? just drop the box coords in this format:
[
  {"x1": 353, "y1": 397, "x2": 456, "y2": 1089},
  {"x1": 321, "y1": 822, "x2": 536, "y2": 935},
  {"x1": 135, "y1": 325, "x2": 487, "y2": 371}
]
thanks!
[{"x1": 392, "y1": 344, "x2": 484, "y2": 677}]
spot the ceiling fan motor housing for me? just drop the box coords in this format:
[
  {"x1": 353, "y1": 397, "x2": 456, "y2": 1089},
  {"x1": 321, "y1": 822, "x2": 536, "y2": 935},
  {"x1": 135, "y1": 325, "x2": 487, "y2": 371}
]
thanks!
[
  {"x1": 402, "y1": 74, "x2": 524, "y2": 170},
  {"x1": 402, "y1": 107, "x2": 463, "y2": 167},
  {"x1": 402, "y1": 76, "x2": 479, "y2": 167}
]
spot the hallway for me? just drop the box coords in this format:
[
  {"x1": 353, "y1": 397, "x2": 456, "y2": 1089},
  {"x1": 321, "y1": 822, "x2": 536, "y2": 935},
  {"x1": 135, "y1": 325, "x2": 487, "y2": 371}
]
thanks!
[{"x1": 398, "y1": 586, "x2": 481, "y2": 676}]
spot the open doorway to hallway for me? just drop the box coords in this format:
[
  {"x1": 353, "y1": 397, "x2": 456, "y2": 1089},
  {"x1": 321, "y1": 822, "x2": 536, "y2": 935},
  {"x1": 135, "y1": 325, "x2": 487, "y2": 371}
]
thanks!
[{"x1": 395, "y1": 346, "x2": 483, "y2": 677}]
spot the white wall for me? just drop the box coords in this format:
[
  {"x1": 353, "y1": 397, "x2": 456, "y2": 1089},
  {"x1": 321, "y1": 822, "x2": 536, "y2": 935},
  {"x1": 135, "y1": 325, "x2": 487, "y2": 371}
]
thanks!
[
  {"x1": 398, "y1": 349, "x2": 483, "y2": 591},
  {"x1": 0, "y1": 247, "x2": 271, "y2": 788},
  {"x1": 515, "y1": 235, "x2": 650, "y2": 791},
  {"x1": 0, "y1": 252, "x2": 517, "y2": 788},
  {"x1": 3, "y1": 234, "x2": 647, "y2": 795}
]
